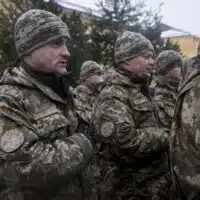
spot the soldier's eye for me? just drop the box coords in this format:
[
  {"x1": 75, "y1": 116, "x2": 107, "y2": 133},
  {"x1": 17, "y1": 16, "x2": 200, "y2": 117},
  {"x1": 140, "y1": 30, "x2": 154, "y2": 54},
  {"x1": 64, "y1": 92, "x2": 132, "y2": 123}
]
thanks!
[{"x1": 50, "y1": 38, "x2": 65, "y2": 47}]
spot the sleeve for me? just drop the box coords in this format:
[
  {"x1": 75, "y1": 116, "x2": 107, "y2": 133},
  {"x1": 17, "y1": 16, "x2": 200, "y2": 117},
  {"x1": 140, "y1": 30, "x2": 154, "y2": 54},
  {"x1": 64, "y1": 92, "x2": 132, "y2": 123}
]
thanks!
[
  {"x1": 73, "y1": 86, "x2": 92, "y2": 124},
  {"x1": 0, "y1": 96, "x2": 93, "y2": 190},
  {"x1": 92, "y1": 92, "x2": 168, "y2": 159}
]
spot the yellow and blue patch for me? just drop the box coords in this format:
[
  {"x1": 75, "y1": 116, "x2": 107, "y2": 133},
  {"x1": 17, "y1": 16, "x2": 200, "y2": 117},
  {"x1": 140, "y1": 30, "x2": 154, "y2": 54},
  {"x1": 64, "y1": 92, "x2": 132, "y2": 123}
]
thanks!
[
  {"x1": 152, "y1": 92, "x2": 163, "y2": 97},
  {"x1": 0, "y1": 98, "x2": 9, "y2": 108}
]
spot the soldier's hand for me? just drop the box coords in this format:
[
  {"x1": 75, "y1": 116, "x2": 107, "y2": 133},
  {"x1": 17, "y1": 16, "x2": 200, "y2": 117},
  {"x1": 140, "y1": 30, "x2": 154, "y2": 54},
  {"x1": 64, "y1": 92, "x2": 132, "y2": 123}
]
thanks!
[{"x1": 69, "y1": 133, "x2": 94, "y2": 163}]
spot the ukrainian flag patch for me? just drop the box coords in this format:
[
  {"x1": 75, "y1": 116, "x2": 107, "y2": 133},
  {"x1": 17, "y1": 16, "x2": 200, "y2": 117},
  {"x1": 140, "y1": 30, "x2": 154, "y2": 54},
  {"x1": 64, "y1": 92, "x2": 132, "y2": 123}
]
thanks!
[{"x1": 0, "y1": 98, "x2": 9, "y2": 108}]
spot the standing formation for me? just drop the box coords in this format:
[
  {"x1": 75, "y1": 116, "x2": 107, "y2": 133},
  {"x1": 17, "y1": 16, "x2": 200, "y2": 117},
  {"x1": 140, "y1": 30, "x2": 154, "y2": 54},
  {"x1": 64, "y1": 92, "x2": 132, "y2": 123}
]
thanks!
[{"x1": 1, "y1": 8, "x2": 200, "y2": 200}]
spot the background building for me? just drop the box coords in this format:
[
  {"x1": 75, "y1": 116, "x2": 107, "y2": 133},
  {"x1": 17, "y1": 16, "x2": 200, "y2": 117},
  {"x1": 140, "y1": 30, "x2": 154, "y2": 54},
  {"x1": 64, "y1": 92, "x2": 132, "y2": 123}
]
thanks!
[
  {"x1": 1, "y1": 0, "x2": 199, "y2": 57},
  {"x1": 161, "y1": 23, "x2": 200, "y2": 57},
  {"x1": 57, "y1": 1, "x2": 200, "y2": 57}
]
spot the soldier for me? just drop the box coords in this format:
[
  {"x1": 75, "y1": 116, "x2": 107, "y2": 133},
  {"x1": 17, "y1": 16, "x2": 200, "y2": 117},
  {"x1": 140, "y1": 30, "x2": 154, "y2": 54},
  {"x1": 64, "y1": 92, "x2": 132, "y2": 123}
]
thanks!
[
  {"x1": 178, "y1": 55, "x2": 192, "y2": 90},
  {"x1": 170, "y1": 55, "x2": 200, "y2": 199},
  {"x1": 73, "y1": 60, "x2": 106, "y2": 200},
  {"x1": 153, "y1": 50, "x2": 182, "y2": 129},
  {"x1": 0, "y1": 9, "x2": 95, "y2": 200},
  {"x1": 73, "y1": 60, "x2": 105, "y2": 138},
  {"x1": 92, "y1": 31, "x2": 170, "y2": 200}
]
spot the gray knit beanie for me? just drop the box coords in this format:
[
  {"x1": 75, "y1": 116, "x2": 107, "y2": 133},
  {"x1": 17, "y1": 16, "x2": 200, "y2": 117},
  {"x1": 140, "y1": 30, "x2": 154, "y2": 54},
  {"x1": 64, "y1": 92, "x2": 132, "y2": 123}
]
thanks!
[
  {"x1": 155, "y1": 50, "x2": 182, "y2": 75},
  {"x1": 14, "y1": 9, "x2": 70, "y2": 57},
  {"x1": 115, "y1": 31, "x2": 154, "y2": 64},
  {"x1": 80, "y1": 61, "x2": 104, "y2": 81}
]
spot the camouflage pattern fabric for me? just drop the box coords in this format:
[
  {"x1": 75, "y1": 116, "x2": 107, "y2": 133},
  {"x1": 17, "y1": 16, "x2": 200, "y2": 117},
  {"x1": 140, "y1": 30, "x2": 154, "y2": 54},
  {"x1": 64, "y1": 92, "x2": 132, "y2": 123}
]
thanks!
[
  {"x1": 170, "y1": 56, "x2": 200, "y2": 199},
  {"x1": 14, "y1": 9, "x2": 70, "y2": 57},
  {"x1": 72, "y1": 84, "x2": 101, "y2": 200},
  {"x1": 73, "y1": 82, "x2": 105, "y2": 200},
  {"x1": 80, "y1": 61, "x2": 104, "y2": 81},
  {"x1": 152, "y1": 78, "x2": 178, "y2": 129},
  {"x1": 92, "y1": 69, "x2": 170, "y2": 200},
  {"x1": 74, "y1": 60, "x2": 105, "y2": 137},
  {"x1": 114, "y1": 31, "x2": 154, "y2": 64},
  {"x1": 73, "y1": 85, "x2": 96, "y2": 128},
  {"x1": 0, "y1": 65, "x2": 95, "y2": 200},
  {"x1": 151, "y1": 50, "x2": 182, "y2": 129},
  {"x1": 73, "y1": 59, "x2": 105, "y2": 138},
  {"x1": 179, "y1": 56, "x2": 193, "y2": 90},
  {"x1": 72, "y1": 84, "x2": 96, "y2": 157}
]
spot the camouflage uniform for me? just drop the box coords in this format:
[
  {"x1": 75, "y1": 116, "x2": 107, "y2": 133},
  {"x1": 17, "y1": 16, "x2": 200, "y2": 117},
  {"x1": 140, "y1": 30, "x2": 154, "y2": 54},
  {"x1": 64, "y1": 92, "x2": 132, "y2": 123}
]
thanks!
[
  {"x1": 179, "y1": 56, "x2": 193, "y2": 90},
  {"x1": 153, "y1": 50, "x2": 182, "y2": 129},
  {"x1": 73, "y1": 84, "x2": 96, "y2": 136},
  {"x1": 92, "y1": 31, "x2": 170, "y2": 200},
  {"x1": 73, "y1": 61, "x2": 105, "y2": 138},
  {"x1": 73, "y1": 61, "x2": 105, "y2": 200},
  {"x1": 0, "y1": 9, "x2": 95, "y2": 200},
  {"x1": 170, "y1": 56, "x2": 200, "y2": 199}
]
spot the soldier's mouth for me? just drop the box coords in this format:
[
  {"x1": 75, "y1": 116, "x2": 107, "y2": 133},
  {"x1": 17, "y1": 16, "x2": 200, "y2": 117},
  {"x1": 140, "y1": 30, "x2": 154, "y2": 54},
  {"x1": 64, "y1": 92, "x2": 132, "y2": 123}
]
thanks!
[{"x1": 58, "y1": 61, "x2": 67, "y2": 65}]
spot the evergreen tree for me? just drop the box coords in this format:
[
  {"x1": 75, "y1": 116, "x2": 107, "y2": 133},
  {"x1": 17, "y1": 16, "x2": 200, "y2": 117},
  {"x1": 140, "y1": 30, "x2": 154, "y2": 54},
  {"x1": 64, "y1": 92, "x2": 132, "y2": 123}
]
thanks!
[
  {"x1": 141, "y1": 6, "x2": 181, "y2": 56},
  {"x1": 139, "y1": 5, "x2": 164, "y2": 56},
  {"x1": 89, "y1": 0, "x2": 180, "y2": 65},
  {"x1": 0, "y1": 0, "x2": 181, "y2": 79},
  {"x1": 63, "y1": 11, "x2": 92, "y2": 85},
  {"x1": 89, "y1": 0, "x2": 144, "y2": 65}
]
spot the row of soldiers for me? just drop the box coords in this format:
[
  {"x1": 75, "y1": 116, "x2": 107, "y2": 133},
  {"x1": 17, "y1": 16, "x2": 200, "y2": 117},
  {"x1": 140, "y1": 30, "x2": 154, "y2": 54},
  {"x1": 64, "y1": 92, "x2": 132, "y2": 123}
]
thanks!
[
  {"x1": 0, "y1": 8, "x2": 198, "y2": 200},
  {"x1": 73, "y1": 34, "x2": 182, "y2": 199}
]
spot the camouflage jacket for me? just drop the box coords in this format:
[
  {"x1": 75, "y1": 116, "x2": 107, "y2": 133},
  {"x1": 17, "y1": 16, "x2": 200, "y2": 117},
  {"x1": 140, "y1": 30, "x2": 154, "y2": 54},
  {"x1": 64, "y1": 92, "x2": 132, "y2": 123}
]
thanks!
[
  {"x1": 0, "y1": 66, "x2": 95, "y2": 200},
  {"x1": 170, "y1": 56, "x2": 200, "y2": 199},
  {"x1": 152, "y1": 77, "x2": 178, "y2": 129},
  {"x1": 92, "y1": 70, "x2": 170, "y2": 200},
  {"x1": 73, "y1": 84, "x2": 101, "y2": 194},
  {"x1": 73, "y1": 84, "x2": 97, "y2": 139}
]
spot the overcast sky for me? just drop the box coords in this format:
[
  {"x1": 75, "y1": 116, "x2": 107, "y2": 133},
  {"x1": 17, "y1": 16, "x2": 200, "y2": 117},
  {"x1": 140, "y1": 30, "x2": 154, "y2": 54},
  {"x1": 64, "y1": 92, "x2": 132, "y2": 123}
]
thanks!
[{"x1": 65, "y1": 0, "x2": 199, "y2": 36}]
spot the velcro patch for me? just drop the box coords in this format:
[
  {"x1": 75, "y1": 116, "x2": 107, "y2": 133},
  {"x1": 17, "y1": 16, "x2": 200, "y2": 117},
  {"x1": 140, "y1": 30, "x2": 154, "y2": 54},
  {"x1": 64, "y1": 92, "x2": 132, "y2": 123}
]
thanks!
[
  {"x1": 0, "y1": 129, "x2": 25, "y2": 153},
  {"x1": 0, "y1": 98, "x2": 9, "y2": 108},
  {"x1": 153, "y1": 92, "x2": 162, "y2": 97},
  {"x1": 101, "y1": 121, "x2": 115, "y2": 137}
]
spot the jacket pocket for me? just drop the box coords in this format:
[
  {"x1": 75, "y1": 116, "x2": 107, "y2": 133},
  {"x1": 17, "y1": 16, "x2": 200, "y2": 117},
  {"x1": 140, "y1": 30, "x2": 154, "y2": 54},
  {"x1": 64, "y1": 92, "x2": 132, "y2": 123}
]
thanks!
[{"x1": 32, "y1": 105, "x2": 70, "y2": 138}]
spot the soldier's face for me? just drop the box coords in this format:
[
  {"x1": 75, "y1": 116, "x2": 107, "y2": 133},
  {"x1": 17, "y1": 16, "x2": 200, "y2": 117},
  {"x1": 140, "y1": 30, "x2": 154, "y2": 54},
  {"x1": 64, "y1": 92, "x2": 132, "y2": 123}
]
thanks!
[
  {"x1": 85, "y1": 74, "x2": 105, "y2": 85},
  {"x1": 124, "y1": 51, "x2": 154, "y2": 77},
  {"x1": 165, "y1": 67, "x2": 181, "y2": 86},
  {"x1": 24, "y1": 38, "x2": 70, "y2": 74}
]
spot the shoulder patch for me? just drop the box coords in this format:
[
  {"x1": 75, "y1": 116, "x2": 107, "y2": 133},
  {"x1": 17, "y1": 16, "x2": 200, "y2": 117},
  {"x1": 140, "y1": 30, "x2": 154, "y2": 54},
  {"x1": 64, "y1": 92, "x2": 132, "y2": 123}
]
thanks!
[
  {"x1": 101, "y1": 121, "x2": 115, "y2": 137},
  {"x1": 153, "y1": 92, "x2": 163, "y2": 97},
  {"x1": 0, "y1": 98, "x2": 9, "y2": 108},
  {"x1": 0, "y1": 129, "x2": 25, "y2": 153}
]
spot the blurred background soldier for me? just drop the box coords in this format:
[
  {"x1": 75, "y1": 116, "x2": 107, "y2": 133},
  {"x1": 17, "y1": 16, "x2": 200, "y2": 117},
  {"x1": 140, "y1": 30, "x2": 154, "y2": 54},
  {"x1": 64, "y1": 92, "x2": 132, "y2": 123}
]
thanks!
[
  {"x1": 153, "y1": 50, "x2": 182, "y2": 129},
  {"x1": 170, "y1": 54, "x2": 200, "y2": 200},
  {"x1": 73, "y1": 60, "x2": 105, "y2": 138}
]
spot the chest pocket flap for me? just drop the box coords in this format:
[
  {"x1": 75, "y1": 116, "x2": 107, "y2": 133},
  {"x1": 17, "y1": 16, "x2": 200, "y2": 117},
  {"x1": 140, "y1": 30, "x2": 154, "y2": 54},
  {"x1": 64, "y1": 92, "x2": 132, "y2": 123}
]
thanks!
[
  {"x1": 33, "y1": 105, "x2": 70, "y2": 137},
  {"x1": 131, "y1": 93, "x2": 153, "y2": 112},
  {"x1": 129, "y1": 94, "x2": 156, "y2": 128}
]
